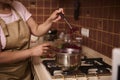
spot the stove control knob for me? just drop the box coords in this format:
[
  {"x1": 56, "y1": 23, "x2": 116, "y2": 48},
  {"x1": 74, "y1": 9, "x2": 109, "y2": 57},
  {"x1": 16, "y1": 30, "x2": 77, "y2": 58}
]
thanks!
[{"x1": 97, "y1": 69, "x2": 104, "y2": 73}]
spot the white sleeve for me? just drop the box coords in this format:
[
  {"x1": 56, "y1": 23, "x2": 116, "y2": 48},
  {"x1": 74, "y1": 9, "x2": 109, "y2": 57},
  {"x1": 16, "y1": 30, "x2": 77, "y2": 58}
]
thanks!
[{"x1": 12, "y1": 1, "x2": 32, "y2": 21}]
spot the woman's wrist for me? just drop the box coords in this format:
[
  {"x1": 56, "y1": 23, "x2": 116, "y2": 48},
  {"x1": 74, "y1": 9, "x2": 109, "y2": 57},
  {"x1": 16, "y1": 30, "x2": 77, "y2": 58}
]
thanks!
[
  {"x1": 46, "y1": 17, "x2": 54, "y2": 23},
  {"x1": 28, "y1": 48, "x2": 33, "y2": 57}
]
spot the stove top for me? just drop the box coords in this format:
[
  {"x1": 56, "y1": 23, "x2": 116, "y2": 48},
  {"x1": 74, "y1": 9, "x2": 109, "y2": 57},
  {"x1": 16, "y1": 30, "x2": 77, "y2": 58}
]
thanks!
[{"x1": 42, "y1": 57, "x2": 112, "y2": 76}]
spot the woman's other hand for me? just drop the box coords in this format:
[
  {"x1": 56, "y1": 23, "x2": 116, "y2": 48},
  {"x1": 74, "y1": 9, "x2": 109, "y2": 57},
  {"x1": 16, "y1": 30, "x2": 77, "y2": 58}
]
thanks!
[{"x1": 30, "y1": 42, "x2": 52, "y2": 57}]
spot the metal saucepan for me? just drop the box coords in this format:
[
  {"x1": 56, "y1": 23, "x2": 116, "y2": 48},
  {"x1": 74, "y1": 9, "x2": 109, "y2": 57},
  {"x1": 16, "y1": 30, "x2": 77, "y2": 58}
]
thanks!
[{"x1": 55, "y1": 48, "x2": 81, "y2": 71}]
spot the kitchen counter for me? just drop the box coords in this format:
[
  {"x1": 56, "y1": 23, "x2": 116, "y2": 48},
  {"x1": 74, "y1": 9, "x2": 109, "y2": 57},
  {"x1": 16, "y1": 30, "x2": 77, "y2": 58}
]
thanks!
[{"x1": 32, "y1": 57, "x2": 52, "y2": 80}]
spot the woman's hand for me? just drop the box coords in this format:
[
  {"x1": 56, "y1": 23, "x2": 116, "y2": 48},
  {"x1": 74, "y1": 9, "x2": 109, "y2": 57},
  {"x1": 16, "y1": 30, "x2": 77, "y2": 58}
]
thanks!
[
  {"x1": 48, "y1": 8, "x2": 64, "y2": 23},
  {"x1": 30, "y1": 42, "x2": 52, "y2": 57}
]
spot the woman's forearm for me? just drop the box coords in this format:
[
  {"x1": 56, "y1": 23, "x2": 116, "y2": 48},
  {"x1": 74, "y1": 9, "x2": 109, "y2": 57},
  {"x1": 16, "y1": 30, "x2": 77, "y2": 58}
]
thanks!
[
  {"x1": 27, "y1": 17, "x2": 53, "y2": 36},
  {"x1": 0, "y1": 49, "x2": 32, "y2": 64},
  {"x1": 36, "y1": 17, "x2": 53, "y2": 36},
  {"x1": 0, "y1": 42, "x2": 51, "y2": 64}
]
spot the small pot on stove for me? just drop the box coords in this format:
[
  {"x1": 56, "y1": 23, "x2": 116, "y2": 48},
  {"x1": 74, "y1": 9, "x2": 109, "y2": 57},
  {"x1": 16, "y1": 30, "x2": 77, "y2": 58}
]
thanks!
[{"x1": 55, "y1": 48, "x2": 81, "y2": 71}]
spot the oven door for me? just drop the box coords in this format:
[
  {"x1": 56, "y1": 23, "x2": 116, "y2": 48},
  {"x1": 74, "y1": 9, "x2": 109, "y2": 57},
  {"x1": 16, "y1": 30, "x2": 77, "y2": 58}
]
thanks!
[
  {"x1": 76, "y1": 76, "x2": 98, "y2": 80},
  {"x1": 87, "y1": 76, "x2": 98, "y2": 80},
  {"x1": 99, "y1": 75, "x2": 112, "y2": 80},
  {"x1": 76, "y1": 77, "x2": 87, "y2": 80}
]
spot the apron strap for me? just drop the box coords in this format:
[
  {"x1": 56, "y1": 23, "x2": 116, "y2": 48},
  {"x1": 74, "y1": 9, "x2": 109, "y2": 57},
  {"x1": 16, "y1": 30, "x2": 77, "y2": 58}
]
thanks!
[
  {"x1": 0, "y1": 18, "x2": 9, "y2": 36},
  {"x1": 0, "y1": 35, "x2": 2, "y2": 51},
  {"x1": 11, "y1": 6, "x2": 23, "y2": 20}
]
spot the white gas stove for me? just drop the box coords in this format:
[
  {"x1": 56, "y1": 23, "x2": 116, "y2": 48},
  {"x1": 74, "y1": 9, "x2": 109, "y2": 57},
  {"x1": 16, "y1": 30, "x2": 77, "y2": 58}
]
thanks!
[{"x1": 41, "y1": 57, "x2": 112, "y2": 80}]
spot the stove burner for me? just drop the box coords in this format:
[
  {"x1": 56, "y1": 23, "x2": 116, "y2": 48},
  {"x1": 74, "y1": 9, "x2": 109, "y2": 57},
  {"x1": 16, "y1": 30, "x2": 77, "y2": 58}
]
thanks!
[
  {"x1": 79, "y1": 58, "x2": 111, "y2": 74},
  {"x1": 43, "y1": 60, "x2": 62, "y2": 75},
  {"x1": 42, "y1": 58, "x2": 111, "y2": 76}
]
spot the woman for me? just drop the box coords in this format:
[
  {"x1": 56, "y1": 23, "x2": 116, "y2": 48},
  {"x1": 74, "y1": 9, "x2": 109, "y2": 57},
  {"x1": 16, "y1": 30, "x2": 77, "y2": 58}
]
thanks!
[{"x1": 0, "y1": 0, "x2": 64, "y2": 80}]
